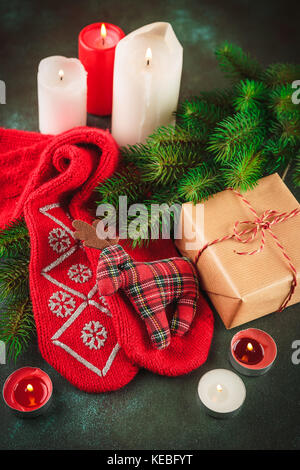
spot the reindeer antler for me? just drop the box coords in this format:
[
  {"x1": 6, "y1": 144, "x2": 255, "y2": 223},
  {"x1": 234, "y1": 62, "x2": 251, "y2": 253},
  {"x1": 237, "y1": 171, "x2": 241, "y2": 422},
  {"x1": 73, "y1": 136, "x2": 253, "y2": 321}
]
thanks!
[{"x1": 72, "y1": 220, "x2": 119, "y2": 250}]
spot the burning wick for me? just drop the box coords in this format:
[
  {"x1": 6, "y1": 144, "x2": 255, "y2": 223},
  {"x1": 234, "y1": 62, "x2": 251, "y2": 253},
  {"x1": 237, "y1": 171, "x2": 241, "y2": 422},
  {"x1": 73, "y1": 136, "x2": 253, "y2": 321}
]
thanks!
[
  {"x1": 145, "y1": 47, "x2": 152, "y2": 66},
  {"x1": 58, "y1": 69, "x2": 64, "y2": 81},
  {"x1": 26, "y1": 384, "x2": 34, "y2": 392},
  {"x1": 100, "y1": 23, "x2": 107, "y2": 46},
  {"x1": 216, "y1": 384, "x2": 223, "y2": 392},
  {"x1": 241, "y1": 343, "x2": 254, "y2": 362},
  {"x1": 26, "y1": 383, "x2": 36, "y2": 407}
]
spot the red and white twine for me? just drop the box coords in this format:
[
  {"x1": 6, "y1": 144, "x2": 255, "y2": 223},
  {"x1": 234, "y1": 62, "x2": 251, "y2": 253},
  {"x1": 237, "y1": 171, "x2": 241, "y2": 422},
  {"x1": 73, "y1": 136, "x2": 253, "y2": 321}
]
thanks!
[{"x1": 195, "y1": 188, "x2": 300, "y2": 312}]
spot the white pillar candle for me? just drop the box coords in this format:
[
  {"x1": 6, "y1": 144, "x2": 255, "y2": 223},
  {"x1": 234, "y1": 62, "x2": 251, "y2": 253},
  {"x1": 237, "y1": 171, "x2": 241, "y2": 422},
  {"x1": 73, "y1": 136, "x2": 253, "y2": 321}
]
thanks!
[
  {"x1": 197, "y1": 369, "x2": 246, "y2": 418},
  {"x1": 111, "y1": 22, "x2": 183, "y2": 147},
  {"x1": 38, "y1": 56, "x2": 87, "y2": 135}
]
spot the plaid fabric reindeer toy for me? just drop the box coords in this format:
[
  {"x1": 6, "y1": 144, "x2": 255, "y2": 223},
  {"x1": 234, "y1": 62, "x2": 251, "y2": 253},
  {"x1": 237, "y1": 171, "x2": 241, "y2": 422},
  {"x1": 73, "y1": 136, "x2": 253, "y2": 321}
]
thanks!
[{"x1": 73, "y1": 220, "x2": 200, "y2": 350}]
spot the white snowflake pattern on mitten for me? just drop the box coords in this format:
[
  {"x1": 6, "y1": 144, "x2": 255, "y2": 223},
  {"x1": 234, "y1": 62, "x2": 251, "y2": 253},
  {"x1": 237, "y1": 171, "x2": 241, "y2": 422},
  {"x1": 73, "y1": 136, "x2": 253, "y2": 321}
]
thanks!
[
  {"x1": 81, "y1": 321, "x2": 108, "y2": 350},
  {"x1": 48, "y1": 228, "x2": 71, "y2": 254},
  {"x1": 49, "y1": 291, "x2": 76, "y2": 317},
  {"x1": 68, "y1": 264, "x2": 92, "y2": 283}
]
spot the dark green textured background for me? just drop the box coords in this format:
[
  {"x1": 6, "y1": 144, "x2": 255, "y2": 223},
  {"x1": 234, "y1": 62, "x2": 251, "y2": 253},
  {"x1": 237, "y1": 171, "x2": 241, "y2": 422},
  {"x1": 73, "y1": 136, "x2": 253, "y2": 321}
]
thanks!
[{"x1": 0, "y1": 0, "x2": 299, "y2": 451}]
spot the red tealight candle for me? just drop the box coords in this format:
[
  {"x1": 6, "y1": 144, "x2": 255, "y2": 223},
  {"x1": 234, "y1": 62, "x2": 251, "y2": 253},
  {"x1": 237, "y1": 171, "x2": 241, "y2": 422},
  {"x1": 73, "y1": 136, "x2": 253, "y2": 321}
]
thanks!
[
  {"x1": 78, "y1": 22, "x2": 125, "y2": 116},
  {"x1": 229, "y1": 328, "x2": 277, "y2": 376},
  {"x1": 2, "y1": 367, "x2": 53, "y2": 418}
]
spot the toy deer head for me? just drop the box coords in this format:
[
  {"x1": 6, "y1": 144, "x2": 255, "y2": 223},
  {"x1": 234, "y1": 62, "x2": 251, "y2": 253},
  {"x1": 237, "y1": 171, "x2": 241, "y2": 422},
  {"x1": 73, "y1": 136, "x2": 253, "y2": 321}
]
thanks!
[
  {"x1": 72, "y1": 219, "x2": 119, "y2": 250},
  {"x1": 72, "y1": 219, "x2": 131, "y2": 295}
]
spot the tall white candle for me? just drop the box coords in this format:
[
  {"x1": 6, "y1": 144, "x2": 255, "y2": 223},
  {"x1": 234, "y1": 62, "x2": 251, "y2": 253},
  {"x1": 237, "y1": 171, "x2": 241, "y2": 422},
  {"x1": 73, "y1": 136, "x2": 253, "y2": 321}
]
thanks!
[
  {"x1": 111, "y1": 22, "x2": 183, "y2": 147},
  {"x1": 38, "y1": 56, "x2": 87, "y2": 135}
]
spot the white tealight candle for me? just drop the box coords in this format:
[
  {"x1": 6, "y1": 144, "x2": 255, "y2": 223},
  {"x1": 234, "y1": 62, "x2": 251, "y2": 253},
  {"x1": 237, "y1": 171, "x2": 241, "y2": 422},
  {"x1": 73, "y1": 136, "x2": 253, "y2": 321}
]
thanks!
[
  {"x1": 197, "y1": 369, "x2": 246, "y2": 418},
  {"x1": 111, "y1": 22, "x2": 183, "y2": 147},
  {"x1": 38, "y1": 56, "x2": 87, "y2": 135}
]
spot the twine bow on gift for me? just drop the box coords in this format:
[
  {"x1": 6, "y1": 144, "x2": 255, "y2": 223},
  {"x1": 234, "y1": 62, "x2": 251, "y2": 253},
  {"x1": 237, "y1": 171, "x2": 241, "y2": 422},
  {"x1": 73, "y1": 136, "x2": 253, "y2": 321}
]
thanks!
[{"x1": 195, "y1": 188, "x2": 300, "y2": 312}]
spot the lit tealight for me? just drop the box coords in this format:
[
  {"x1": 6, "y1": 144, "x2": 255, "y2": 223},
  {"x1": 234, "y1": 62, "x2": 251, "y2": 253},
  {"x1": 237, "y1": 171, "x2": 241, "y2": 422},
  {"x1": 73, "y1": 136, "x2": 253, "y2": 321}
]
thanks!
[
  {"x1": 230, "y1": 328, "x2": 277, "y2": 376},
  {"x1": 58, "y1": 69, "x2": 64, "y2": 81},
  {"x1": 2, "y1": 366, "x2": 53, "y2": 417},
  {"x1": 145, "y1": 47, "x2": 152, "y2": 66},
  {"x1": 198, "y1": 369, "x2": 246, "y2": 418}
]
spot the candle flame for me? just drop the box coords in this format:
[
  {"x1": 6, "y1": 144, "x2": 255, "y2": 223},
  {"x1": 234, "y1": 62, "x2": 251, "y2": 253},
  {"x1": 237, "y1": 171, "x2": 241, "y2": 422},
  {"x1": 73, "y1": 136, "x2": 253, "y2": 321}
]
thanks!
[
  {"x1": 100, "y1": 23, "x2": 107, "y2": 39},
  {"x1": 145, "y1": 47, "x2": 152, "y2": 66},
  {"x1": 26, "y1": 384, "x2": 34, "y2": 392},
  {"x1": 247, "y1": 342, "x2": 254, "y2": 352},
  {"x1": 216, "y1": 384, "x2": 223, "y2": 392},
  {"x1": 58, "y1": 69, "x2": 64, "y2": 81}
]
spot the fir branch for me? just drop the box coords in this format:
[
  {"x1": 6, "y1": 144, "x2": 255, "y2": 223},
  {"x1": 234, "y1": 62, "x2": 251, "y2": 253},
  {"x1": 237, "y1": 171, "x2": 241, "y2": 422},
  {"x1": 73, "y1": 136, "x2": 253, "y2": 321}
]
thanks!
[
  {"x1": 147, "y1": 124, "x2": 206, "y2": 148},
  {"x1": 215, "y1": 41, "x2": 263, "y2": 82},
  {"x1": 196, "y1": 89, "x2": 234, "y2": 109},
  {"x1": 292, "y1": 153, "x2": 300, "y2": 187},
  {"x1": 207, "y1": 110, "x2": 266, "y2": 162},
  {"x1": 177, "y1": 163, "x2": 222, "y2": 204},
  {"x1": 95, "y1": 165, "x2": 146, "y2": 208},
  {"x1": 262, "y1": 63, "x2": 300, "y2": 88},
  {"x1": 146, "y1": 186, "x2": 182, "y2": 206},
  {"x1": 268, "y1": 84, "x2": 300, "y2": 118},
  {"x1": 135, "y1": 145, "x2": 202, "y2": 185},
  {"x1": 0, "y1": 218, "x2": 30, "y2": 258},
  {"x1": 121, "y1": 143, "x2": 151, "y2": 167},
  {"x1": 126, "y1": 210, "x2": 150, "y2": 248},
  {"x1": 128, "y1": 188, "x2": 182, "y2": 248},
  {"x1": 0, "y1": 298, "x2": 35, "y2": 362},
  {"x1": 272, "y1": 116, "x2": 300, "y2": 147},
  {"x1": 176, "y1": 97, "x2": 227, "y2": 132},
  {"x1": 222, "y1": 150, "x2": 267, "y2": 191},
  {"x1": 233, "y1": 79, "x2": 268, "y2": 113},
  {"x1": 262, "y1": 136, "x2": 290, "y2": 174},
  {"x1": 0, "y1": 256, "x2": 30, "y2": 301}
]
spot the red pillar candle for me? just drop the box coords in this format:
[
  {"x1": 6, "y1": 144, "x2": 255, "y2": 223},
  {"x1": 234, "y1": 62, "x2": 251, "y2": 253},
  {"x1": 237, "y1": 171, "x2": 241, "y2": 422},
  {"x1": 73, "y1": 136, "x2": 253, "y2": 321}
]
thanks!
[
  {"x1": 2, "y1": 367, "x2": 53, "y2": 418},
  {"x1": 78, "y1": 22, "x2": 125, "y2": 116}
]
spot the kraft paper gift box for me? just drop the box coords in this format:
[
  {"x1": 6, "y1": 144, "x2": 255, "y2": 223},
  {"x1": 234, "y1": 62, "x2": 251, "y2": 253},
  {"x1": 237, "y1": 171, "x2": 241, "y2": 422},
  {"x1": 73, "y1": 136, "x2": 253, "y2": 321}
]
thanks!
[{"x1": 175, "y1": 173, "x2": 300, "y2": 329}]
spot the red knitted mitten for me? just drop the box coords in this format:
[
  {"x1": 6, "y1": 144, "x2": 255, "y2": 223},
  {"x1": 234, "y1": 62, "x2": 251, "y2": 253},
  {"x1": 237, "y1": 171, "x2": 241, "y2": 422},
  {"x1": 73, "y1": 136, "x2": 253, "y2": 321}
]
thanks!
[
  {"x1": 0, "y1": 126, "x2": 214, "y2": 386},
  {"x1": 0, "y1": 127, "x2": 139, "y2": 392}
]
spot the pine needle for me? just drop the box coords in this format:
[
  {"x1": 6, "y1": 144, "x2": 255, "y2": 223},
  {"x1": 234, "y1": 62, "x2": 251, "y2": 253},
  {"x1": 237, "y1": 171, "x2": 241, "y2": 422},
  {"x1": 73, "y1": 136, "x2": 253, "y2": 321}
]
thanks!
[
  {"x1": 263, "y1": 63, "x2": 300, "y2": 88},
  {"x1": 208, "y1": 110, "x2": 266, "y2": 162},
  {"x1": 96, "y1": 165, "x2": 146, "y2": 208},
  {"x1": 292, "y1": 154, "x2": 300, "y2": 187},
  {"x1": 137, "y1": 145, "x2": 202, "y2": 185},
  {"x1": 215, "y1": 41, "x2": 263, "y2": 82},
  {"x1": 196, "y1": 89, "x2": 234, "y2": 109},
  {"x1": 222, "y1": 150, "x2": 267, "y2": 191},
  {"x1": 0, "y1": 256, "x2": 30, "y2": 301},
  {"x1": 147, "y1": 124, "x2": 206, "y2": 147},
  {"x1": 233, "y1": 79, "x2": 268, "y2": 113},
  {"x1": 177, "y1": 97, "x2": 228, "y2": 132},
  {"x1": 121, "y1": 143, "x2": 151, "y2": 167},
  {"x1": 269, "y1": 84, "x2": 300, "y2": 118},
  {"x1": 262, "y1": 136, "x2": 290, "y2": 174},
  {"x1": 177, "y1": 164, "x2": 222, "y2": 204},
  {"x1": 0, "y1": 299, "x2": 35, "y2": 362},
  {"x1": 0, "y1": 218, "x2": 30, "y2": 258},
  {"x1": 128, "y1": 188, "x2": 182, "y2": 248},
  {"x1": 272, "y1": 116, "x2": 300, "y2": 147}
]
